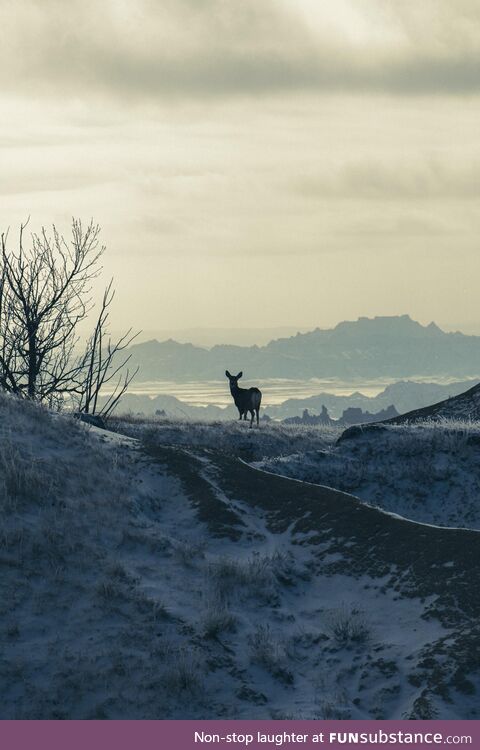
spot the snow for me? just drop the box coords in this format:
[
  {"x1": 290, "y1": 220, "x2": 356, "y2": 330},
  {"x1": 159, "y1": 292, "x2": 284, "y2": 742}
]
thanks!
[{"x1": 1, "y1": 396, "x2": 479, "y2": 719}]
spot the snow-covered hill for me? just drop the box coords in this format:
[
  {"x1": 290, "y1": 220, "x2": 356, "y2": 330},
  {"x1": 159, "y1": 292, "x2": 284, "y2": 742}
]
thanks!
[
  {"x1": 388, "y1": 381, "x2": 480, "y2": 424},
  {"x1": 257, "y1": 420, "x2": 480, "y2": 530},
  {"x1": 1, "y1": 398, "x2": 479, "y2": 719}
]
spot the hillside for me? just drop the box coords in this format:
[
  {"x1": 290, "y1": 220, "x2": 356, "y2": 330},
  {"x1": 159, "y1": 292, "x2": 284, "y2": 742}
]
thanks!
[
  {"x1": 258, "y1": 419, "x2": 480, "y2": 530},
  {"x1": 386, "y1": 381, "x2": 480, "y2": 424},
  {"x1": 123, "y1": 316, "x2": 480, "y2": 381},
  {"x1": 337, "y1": 380, "x2": 480, "y2": 442},
  {"x1": 261, "y1": 382, "x2": 480, "y2": 530},
  {"x1": 2, "y1": 395, "x2": 479, "y2": 719}
]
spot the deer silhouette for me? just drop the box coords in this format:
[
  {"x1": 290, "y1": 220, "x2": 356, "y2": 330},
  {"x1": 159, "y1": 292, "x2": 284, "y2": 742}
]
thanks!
[{"x1": 225, "y1": 370, "x2": 262, "y2": 427}]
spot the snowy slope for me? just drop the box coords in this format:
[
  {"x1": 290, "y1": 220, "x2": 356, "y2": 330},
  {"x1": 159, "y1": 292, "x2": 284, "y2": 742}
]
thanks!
[
  {"x1": 1, "y1": 397, "x2": 479, "y2": 719},
  {"x1": 257, "y1": 420, "x2": 480, "y2": 530},
  {"x1": 357, "y1": 381, "x2": 480, "y2": 426}
]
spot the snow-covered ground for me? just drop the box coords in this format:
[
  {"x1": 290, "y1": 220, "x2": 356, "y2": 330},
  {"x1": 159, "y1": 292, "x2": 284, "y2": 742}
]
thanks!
[
  {"x1": 254, "y1": 420, "x2": 480, "y2": 531},
  {"x1": 1, "y1": 399, "x2": 479, "y2": 719}
]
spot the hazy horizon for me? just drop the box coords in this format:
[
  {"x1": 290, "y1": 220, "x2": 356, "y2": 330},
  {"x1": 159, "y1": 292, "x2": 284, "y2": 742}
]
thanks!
[{"x1": 2, "y1": 1, "x2": 480, "y2": 335}]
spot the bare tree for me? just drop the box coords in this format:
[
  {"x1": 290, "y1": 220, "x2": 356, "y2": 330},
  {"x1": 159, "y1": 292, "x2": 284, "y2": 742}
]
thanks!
[
  {"x1": 0, "y1": 218, "x2": 139, "y2": 414},
  {"x1": 0, "y1": 259, "x2": 22, "y2": 395},
  {"x1": 79, "y1": 279, "x2": 139, "y2": 418}
]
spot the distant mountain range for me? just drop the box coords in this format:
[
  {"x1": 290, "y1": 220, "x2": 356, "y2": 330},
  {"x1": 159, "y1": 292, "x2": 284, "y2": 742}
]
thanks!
[
  {"x1": 264, "y1": 379, "x2": 479, "y2": 420},
  {"x1": 123, "y1": 326, "x2": 311, "y2": 347},
  {"x1": 124, "y1": 315, "x2": 480, "y2": 381}
]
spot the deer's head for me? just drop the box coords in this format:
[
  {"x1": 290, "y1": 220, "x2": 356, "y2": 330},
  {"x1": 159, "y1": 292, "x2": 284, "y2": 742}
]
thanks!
[{"x1": 225, "y1": 370, "x2": 243, "y2": 390}]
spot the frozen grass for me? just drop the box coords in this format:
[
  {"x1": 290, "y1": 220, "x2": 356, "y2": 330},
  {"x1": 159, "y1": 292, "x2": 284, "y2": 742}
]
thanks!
[
  {"x1": 384, "y1": 418, "x2": 479, "y2": 454},
  {"x1": 325, "y1": 604, "x2": 370, "y2": 646},
  {"x1": 173, "y1": 539, "x2": 206, "y2": 567},
  {"x1": 110, "y1": 414, "x2": 341, "y2": 460},
  {"x1": 201, "y1": 596, "x2": 237, "y2": 638},
  {"x1": 248, "y1": 624, "x2": 281, "y2": 667},
  {"x1": 162, "y1": 647, "x2": 205, "y2": 696},
  {"x1": 248, "y1": 624, "x2": 292, "y2": 684},
  {"x1": 317, "y1": 697, "x2": 351, "y2": 720},
  {"x1": 0, "y1": 441, "x2": 59, "y2": 513},
  {"x1": 208, "y1": 554, "x2": 275, "y2": 602},
  {"x1": 207, "y1": 551, "x2": 299, "y2": 604}
]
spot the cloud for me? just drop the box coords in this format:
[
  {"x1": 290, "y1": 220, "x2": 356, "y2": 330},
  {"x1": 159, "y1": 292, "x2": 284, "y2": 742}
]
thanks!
[
  {"x1": 293, "y1": 159, "x2": 480, "y2": 201},
  {"x1": 2, "y1": 0, "x2": 480, "y2": 102}
]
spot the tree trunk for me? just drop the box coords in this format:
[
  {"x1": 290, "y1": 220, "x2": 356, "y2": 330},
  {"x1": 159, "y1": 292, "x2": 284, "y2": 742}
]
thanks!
[{"x1": 27, "y1": 330, "x2": 37, "y2": 399}]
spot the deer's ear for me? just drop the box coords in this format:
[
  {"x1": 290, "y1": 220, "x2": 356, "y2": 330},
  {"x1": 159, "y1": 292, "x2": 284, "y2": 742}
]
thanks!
[
  {"x1": 225, "y1": 370, "x2": 231, "y2": 378},
  {"x1": 237, "y1": 371, "x2": 243, "y2": 379}
]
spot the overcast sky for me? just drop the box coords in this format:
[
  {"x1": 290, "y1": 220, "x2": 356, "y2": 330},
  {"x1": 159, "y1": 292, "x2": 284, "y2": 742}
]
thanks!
[{"x1": 2, "y1": 0, "x2": 480, "y2": 337}]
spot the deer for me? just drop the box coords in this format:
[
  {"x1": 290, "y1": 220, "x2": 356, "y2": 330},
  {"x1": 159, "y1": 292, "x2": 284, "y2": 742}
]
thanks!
[{"x1": 225, "y1": 370, "x2": 262, "y2": 427}]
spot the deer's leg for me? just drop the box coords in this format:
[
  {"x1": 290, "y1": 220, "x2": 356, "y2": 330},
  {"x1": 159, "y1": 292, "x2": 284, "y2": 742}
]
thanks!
[
  {"x1": 249, "y1": 410, "x2": 254, "y2": 428},
  {"x1": 256, "y1": 409, "x2": 259, "y2": 425},
  {"x1": 238, "y1": 409, "x2": 242, "y2": 420}
]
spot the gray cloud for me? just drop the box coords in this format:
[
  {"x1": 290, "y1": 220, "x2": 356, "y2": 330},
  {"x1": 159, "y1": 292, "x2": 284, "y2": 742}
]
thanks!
[
  {"x1": 294, "y1": 160, "x2": 480, "y2": 201},
  {"x1": 2, "y1": 0, "x2": 480, "y2": 101}
]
